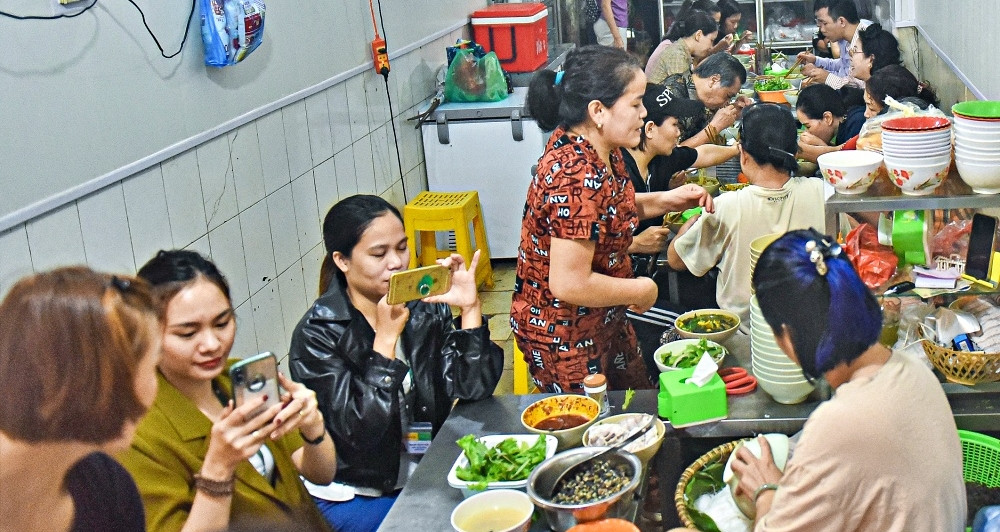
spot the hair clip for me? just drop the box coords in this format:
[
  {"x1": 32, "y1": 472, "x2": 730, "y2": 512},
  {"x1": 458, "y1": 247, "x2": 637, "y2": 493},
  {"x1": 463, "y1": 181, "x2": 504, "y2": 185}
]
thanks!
[
  {"x1": 110, "y1": 275, "x2": 131, "y2": 293},
  {"x1": 805, "y1": 238, "x2": 842, "y2": 276},
  {"x1": 554, "y1": 71, "x2": 564, "y2": 86},
  {"x1": 768, "y1": 146, "x2": 797, "y2": 160}
]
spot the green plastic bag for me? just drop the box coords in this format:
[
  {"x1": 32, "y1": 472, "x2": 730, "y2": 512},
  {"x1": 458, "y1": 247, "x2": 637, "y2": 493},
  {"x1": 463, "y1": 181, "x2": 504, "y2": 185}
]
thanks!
[{"x1": 444, "y1": 49, "x2": 508, "y2": 103}]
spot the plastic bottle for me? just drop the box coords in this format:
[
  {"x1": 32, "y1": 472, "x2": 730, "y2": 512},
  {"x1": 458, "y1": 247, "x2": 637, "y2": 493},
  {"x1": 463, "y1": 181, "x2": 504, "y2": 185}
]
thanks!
[{"x1": 583, "y1": 374, "x2": 609, "y2": 416}]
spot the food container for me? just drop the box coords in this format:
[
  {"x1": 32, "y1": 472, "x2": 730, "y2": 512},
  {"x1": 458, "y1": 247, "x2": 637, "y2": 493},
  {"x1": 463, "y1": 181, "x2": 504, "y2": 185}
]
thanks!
[
  {"x1": 526, "y1": 447, "x2": 642, "y2": 532},
  {"x1": 471, "y1": 3, "x2": 548, "y2": 73},
  {"x1": 450, "y1": 488, "x2": 534, "y2": 532},
  {"x1": 674, "y1": 308, "x2": 740, "y2": 343},
  {"x1": 521, "y1": 395, "x2": 601, "y2": 451},
  {"x1": 652, "y1": 339, "x2": 727, "y2": 373},
  {"x1": 447, "y1": 434, "x2": 559, "y2": 498},
  {"x1": 582, "y1": 413, "x2": 665, "y2": 467}
]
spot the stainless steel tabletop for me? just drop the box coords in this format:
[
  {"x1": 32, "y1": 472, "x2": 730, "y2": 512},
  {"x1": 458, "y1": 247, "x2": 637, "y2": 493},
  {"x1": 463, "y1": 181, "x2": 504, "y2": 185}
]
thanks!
[{"x1": 378, "y1": 333, "x2": 1000, "y2": 530}]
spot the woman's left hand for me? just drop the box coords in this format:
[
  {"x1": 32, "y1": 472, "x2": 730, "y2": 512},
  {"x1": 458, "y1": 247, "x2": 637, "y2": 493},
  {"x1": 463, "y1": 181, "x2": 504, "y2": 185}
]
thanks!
[
  {"x1": 730, "y1": 436, "x2": 784, "y2": 500},
  {"x1": 424, "y1": 249, "x2": 481, "y2": 311},
  {"x1": 270, "y1": 373, "x2": 325, "y2": 442},
  {"x1": 671, "y1": 183, "x2": 715, "y2": 214}
]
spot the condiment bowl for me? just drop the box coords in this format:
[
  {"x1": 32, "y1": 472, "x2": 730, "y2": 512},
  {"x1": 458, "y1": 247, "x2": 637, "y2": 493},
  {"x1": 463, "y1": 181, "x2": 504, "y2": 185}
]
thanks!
[
  {"x1": 450, "y1": 488, "x2": 534, "y2": 532},
  {"x1": 674, "y1": 308, "x2": 741, "y2": 343},
  {"x1": 521, "y1": 395, "x2": 600, "y2": 451},
  {"x1": 817, "y1": 150, "x2": 884, "y2": 194},
  {"x1": 582, "y1": 413, "x2": 666, "y2": 467},
  {"x1": 526, "y1": 447, "x2": 642, "y2": 532}
]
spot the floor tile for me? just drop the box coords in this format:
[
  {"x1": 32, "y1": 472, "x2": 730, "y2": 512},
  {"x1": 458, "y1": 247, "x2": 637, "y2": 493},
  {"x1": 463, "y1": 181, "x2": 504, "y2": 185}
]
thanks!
[
  {"x1": 480, "y1": 290, "x2": 513, "y2": 315},
  {"x1": 493, "y1": 368, "x2": 513, "y2": 397},
  {"x1": 487, "y1": 260, "x2": 517, "y2": 292},
  {"x1": 488, "y1": 313, "x2": 512, "y2": 343}
]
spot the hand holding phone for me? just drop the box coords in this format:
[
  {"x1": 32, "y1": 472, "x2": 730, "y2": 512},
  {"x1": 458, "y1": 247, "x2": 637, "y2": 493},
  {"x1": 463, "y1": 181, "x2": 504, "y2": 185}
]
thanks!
[
  {"x1": 387, "y1": 264, "x2": 451, "y2": 305},
  {"x1": 229, "y1": 352, "x2": 281, "y2": 421}
]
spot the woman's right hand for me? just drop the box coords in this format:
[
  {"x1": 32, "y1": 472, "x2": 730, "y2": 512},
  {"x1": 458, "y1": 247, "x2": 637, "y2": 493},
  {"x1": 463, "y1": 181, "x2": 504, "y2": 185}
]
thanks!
[
  {"x1": 373, "y1": 295, "x2": 409, "y2": 359},
  {"x1": 798, "y1": 131, "x2": 826, "y2": 147},
  {"x1": 201, "y1": 398, "x2": 283, "y2": 481}
]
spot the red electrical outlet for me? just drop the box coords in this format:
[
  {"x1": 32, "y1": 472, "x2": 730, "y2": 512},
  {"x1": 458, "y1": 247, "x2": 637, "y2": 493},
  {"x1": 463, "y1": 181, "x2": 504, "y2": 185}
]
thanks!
[{"x1": 371, "y1": 38, "x2": 390, "y2": 76}]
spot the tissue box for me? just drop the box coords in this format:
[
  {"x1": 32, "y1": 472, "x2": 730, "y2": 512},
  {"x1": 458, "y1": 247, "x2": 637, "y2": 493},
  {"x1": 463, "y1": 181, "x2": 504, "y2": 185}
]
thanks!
[{"x1": 658, "y1": 368, "x2": 728, "y2": 428}]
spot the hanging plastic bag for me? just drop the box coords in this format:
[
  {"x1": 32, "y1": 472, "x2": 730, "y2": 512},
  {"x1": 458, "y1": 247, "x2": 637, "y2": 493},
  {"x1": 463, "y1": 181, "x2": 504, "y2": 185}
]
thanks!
[
  {"x1": 444, "y1": 48, "x2": 509, "y2": 103},
  {"x1": 844, "y1": 223, "x2": 899, "y2": 289},
  {"x1": 200, "y1": 0, "x2": 266, "y2": 67}
]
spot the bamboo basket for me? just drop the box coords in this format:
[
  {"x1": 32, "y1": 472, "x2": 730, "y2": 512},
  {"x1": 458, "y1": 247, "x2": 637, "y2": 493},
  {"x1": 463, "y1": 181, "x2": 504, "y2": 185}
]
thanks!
[
  {"x1": 922, "y1": 340, "x2": 1000, "y2": 385},
  {"x1": 673, "y1": 439, "x2": 743, "y2": 529}
]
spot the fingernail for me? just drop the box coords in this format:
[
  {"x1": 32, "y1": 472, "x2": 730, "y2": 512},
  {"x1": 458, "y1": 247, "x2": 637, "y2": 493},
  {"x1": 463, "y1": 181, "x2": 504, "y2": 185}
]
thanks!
[
  {"x1": 275, "y1": 418, "x2": 283, "y2": 426},
  {"x1": 263, "y1": 394, "x2": 268, "y2": 401}
]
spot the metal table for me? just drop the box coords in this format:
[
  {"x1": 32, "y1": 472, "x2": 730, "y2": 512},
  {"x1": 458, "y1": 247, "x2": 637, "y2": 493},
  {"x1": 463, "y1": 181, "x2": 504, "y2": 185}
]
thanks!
[{"x1": 379, "y1": 333, "x2": 1000, "y2": 530}]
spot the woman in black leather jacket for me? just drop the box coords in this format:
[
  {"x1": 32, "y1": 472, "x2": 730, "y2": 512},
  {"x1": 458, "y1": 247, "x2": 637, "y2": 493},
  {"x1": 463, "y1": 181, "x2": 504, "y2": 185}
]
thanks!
[{"x1": 288, "y1": 194, "x2": 503, "y2": 532}]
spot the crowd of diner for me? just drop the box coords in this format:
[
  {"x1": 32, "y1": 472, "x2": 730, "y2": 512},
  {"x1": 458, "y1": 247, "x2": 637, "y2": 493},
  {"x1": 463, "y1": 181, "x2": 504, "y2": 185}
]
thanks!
[{"x1": 0, "y1": 0, "x2": 975, "y2": 530}]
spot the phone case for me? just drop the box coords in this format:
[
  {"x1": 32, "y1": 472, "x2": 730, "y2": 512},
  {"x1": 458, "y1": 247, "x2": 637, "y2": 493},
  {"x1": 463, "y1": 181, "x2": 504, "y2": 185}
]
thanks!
[
  {"x1": 229, "y1": 352, "x2": 281, "y2": 420},
  {"x1": 387, "y1": 265, "x2": 451, "y2": 305}
]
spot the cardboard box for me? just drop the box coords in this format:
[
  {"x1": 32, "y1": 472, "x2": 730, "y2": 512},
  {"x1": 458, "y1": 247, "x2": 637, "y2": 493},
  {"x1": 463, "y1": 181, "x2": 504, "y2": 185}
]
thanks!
[{"x1": 471, "y1": 3, "x2": 548, "y2": 73}]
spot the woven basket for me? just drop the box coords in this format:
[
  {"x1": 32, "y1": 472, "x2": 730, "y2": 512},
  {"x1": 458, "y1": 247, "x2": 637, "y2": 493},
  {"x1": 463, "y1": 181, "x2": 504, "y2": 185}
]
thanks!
[
  {"x1": 673, "y1": 440, "x2": 743, "y2": 529},
  {"x1": 922, "y1": 340, "x2": 1000, "y2": 386}
]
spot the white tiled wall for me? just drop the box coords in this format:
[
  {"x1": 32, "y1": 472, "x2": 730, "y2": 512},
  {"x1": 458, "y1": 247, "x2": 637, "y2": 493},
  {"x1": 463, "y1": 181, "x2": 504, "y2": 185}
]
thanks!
[{"x1": 0, "y1": 30, "x2": 465, "y2": 372}]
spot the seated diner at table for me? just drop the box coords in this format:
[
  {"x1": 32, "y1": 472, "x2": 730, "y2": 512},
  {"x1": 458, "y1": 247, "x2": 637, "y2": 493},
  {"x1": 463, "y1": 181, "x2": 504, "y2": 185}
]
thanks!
[
  {"x1": 120, "y1": 250, "x2": 335, "y2": 532},
  {"x1": 794, "y1": 84, "x2": 866, "y2": 163},
  {"x1": 513, "y1": 45, "x2": 714, "y2": 393},
  {"x1": 1, "y1": 267, "x2": 160, "y2": 532},
  {"x1": 659, "y1": 52, "x2": 749, "y2": 148},
  {"x1": 666, "y1": 103, "x2": 826, "y2": 328},
  {"x1": 728, "y1": 229, "x2": 966, "y2": 531},
  {"x1": 289, "y1": 194, "x2": 503, "y2": 532},
  {"x1": 646, "y1": 8, "x2": 720, "y2": 84}
]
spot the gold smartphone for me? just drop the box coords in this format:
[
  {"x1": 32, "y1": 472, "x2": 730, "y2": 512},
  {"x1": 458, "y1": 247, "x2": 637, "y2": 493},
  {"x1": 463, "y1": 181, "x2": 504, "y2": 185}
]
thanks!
[{"x1": 387, "y1": 264, "x2": 451, "y2": 304}]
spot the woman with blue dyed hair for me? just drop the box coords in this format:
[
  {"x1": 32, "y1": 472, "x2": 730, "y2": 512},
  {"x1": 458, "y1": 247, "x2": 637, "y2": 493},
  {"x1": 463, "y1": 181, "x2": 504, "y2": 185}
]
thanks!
[{"x1": 729, "y1": 229, "x2": 966, "y2": 531}]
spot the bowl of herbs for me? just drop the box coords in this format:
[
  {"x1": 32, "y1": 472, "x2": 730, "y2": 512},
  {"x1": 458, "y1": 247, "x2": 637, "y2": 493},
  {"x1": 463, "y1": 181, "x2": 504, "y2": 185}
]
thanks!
[
  {"x1": 448, "y1": 433, "x2": 558, "y2": 498},
  {"x1": 753, "y1": 76, "x2": 792, "y2": 104}
]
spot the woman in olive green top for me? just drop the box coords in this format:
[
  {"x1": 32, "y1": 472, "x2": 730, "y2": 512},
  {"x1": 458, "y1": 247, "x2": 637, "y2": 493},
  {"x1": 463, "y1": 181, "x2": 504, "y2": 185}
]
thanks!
[{"x1": 119, "y1": 250, "x2": 336, "y2": 532}]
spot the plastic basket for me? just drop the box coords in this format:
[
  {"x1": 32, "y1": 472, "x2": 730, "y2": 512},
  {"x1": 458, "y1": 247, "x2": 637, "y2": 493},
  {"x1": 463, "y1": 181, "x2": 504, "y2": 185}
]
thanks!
[
  {"x1": 673, "y1": 439, "x2": 742, "y2": 528},
  {"x1": 960, "y1": 430, "x2": 1000, "y2": 487},
  {"x1": 923, "y1": 340, "x2": 1000, "y2": 386}
]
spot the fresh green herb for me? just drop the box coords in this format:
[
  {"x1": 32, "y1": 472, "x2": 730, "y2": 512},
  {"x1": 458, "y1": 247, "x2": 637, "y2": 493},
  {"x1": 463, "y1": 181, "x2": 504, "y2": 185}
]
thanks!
[
  {"x1": 454, "y1": 434, "x2": 548, "y2": 489},
  {"x1": 754, "y1": 77, "x2": 791, "y2": 92},
  {"x1": 622, "y1": 388, "x2": 636, "y2": 410},
  {"x1": 659, "y1": 338, "x2": 725, "y2": 369},
  {"x1": 684, "y1": 460, "x2": 726, "y2": 532}
]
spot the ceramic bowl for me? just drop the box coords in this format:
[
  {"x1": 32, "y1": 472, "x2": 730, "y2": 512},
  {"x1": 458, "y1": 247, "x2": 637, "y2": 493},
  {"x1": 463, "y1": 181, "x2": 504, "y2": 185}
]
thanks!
[
  {"x1": 955, "y1": 159, "x2": 1000, "y2": 194},
  {"x1": 451, "y1": 488, "x2": 534, "y2": 532},
  {"x1": 881, "y1": 116, "x2": 951, "y2": 132},
  {"x1": 755, "y1": 89, "x2": 788, "y2": 104},
  {"x1": 674, "y1": 309, "x2": 741, "y2": 343},
  {"x1": 954, "y1": 136, "x2": 1000, "y2": 150},
  {"x1": 756, "y1": 375, "x2": 816, "y2": 404},
  {"x1": 521, "y1": 395, "x2": 600, "y2": 451},
  {"x1": 653, "y1": 339, "x2": 727, "y2": 373},
  {"x1": 722, "y1": 434, "x2": 791, "y2": 519},
  {"x1": 881, "y1": 148, "x2": 952, "y2": 161},
  {"x1": 447, "y1": 434, "x2": 559, "y2": 498},
  {"x1": 783, "y1": 89, "x2": 800, "y2": 107},
  {"x1": 953, "y1": 101, "x2": 1000, "y2": 119},
  {"x1": 817, "y1": 150, "x2": 884, "y2": 194},
  {"x1": 582, "y1": 413, "x2": 665, "y2": 467},
  {"x1": 953, "y1": 117, "x2": 1000, "y2": 132},
  {"x1": 954, "y1": 145, "x2": 1000, "y2": 159},
  {"x1": 883, "y1": 158, "x2": 950, "y2": 195},
  {"x1": 954, "y1": 128, "x2": 1000, "y2": 141},
  {"x1": 566, "y1": 519, "x2": 640, "y2": 532},
  {"x1": 883, "y1": 154, "x2": 952, "y2": 168}
]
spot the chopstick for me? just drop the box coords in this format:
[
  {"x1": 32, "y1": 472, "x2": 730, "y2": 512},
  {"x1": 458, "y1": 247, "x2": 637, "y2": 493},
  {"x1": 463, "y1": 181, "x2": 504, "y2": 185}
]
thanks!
[{"x1": 783, "y1": 56, "x2": 804, "y2": 79}]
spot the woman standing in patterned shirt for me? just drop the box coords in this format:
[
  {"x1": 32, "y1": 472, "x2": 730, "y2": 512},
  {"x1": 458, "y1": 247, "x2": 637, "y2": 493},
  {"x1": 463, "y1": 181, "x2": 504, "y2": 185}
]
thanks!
[{"x1": 512, "y1": 45, "x2": 713, "y2": 393}]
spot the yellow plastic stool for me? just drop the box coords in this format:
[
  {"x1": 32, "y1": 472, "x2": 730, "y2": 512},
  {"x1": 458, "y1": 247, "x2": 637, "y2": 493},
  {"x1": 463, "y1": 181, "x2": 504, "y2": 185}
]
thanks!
[
  {"x1": 403, "y1": 191, "x2": 494, "y2": 289},
  {"x1": 513, "y1": 341, "x2": 532, "y2": 395}
]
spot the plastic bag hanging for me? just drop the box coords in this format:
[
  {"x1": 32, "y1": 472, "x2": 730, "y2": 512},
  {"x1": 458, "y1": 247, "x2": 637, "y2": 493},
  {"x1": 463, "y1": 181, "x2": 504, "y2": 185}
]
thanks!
[{"x1": 200, "y1": 0, "x2": 266, "y2": 67}]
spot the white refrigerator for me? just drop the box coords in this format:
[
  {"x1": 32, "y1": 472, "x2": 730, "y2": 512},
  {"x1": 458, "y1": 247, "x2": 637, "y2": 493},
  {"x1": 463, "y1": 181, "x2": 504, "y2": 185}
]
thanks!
[{"x1": 421, "y1": 87, "x2": 546, "y2": 258}]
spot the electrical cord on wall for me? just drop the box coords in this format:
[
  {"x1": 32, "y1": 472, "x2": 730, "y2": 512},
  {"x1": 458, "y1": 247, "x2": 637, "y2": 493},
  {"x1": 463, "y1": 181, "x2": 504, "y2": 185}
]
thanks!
[
  {"x1": 373, "y1": 0, "x2": 409, "y2": 201},
  {"x1": 0, "y1": 0, "x2": 196, "y2": 60}
]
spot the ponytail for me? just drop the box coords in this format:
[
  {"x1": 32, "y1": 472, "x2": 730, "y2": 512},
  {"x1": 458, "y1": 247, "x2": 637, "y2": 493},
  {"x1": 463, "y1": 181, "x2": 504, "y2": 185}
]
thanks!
[
  {"x1": 318, "y1": 254, "x2": 336, "y2": 298},
  {"x1": 527, "y1": 69, "x2": 562, "y2": 132}
]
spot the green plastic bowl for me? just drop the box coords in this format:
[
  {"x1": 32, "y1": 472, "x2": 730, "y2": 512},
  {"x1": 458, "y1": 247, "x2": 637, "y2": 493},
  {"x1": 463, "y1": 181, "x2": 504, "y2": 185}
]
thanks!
[{"x1": 952, "y1": 101, "x2": 1000, "y2": 119}]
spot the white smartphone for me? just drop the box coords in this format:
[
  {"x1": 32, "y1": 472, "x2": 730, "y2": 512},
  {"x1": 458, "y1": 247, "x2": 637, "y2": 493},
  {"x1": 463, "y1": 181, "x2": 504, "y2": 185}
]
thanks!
[{"x1": 229, "y1": 352, "x2": 281, "y2": 420}]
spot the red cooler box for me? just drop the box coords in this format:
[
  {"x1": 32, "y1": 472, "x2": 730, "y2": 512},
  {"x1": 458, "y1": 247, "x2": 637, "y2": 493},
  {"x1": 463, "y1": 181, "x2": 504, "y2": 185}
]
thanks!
[{"x1": 471, "y1": 3, "x2": 548, "y2": 73}]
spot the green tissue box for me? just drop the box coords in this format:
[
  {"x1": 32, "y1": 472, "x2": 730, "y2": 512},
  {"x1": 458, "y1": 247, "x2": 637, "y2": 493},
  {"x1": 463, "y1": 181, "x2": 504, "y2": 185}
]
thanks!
[{"x1": 657, "y1": 368, "x2": 728, "y2": 428}]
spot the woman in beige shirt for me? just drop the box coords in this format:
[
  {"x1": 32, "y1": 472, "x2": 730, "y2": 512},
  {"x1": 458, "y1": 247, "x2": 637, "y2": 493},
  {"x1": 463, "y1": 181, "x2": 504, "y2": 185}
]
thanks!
[{"x1": 647, "y1": 9, "x2": 718, "y2": 84}]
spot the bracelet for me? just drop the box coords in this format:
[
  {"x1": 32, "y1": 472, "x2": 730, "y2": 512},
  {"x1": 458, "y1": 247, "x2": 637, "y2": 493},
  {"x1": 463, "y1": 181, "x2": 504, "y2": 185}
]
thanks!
[
  {"x1": 300, "y1": 429, "x2": 326, "y2": 446},
  {"x1": 753, "y1": 482, "x2": 779, "y2": 503},
  {"x1": 193, "y1": 473, "x2": 234, "y2": 497}
]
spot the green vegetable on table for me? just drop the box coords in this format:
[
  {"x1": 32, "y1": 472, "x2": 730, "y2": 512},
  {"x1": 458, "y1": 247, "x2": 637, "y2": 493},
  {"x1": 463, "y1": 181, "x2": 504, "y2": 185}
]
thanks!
[
  {"x1": 754, "y1": 77, "x2": 791, "y2": 92},
  {"x1": 622, "y1": 388, "x2": 636, "y2": 410},
  {"x1": 659, "y1": 338, "x2": 724, "y2": 369},
  {"x1": 454, "y1": 434, "x2": 548, "y2": 490}
]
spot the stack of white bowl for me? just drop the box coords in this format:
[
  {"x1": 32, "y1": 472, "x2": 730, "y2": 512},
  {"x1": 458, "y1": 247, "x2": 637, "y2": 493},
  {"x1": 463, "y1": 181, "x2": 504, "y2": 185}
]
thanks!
[
  {"x1": 749, "y1": 296, "x2": 815, "y2": 405},
  {"x1": 880, "y1": 116, "x2": 952, "y2": 196},
  {"x1": 952, "y1": 101, "x2": 1000, "y2": 194},
  {"x1": 749, "y1": 233, "x2": 781, "y2": 291}
]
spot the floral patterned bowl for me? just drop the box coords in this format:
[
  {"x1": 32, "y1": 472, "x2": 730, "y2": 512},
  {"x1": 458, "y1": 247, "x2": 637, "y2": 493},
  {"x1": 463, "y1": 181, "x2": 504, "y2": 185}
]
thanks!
[
  {"x1": 817, "y1": 150, "x2": 884, "y2": 195},
  {"x1": 884, "y1": 159, "x2": 951, "y2": 196}
]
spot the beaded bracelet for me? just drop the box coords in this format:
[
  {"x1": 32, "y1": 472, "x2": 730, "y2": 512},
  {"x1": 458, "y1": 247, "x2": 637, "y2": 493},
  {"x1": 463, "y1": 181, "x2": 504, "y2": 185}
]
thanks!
[{"x1": 193, "y1": 473, "x2": 234, "y2": 497}]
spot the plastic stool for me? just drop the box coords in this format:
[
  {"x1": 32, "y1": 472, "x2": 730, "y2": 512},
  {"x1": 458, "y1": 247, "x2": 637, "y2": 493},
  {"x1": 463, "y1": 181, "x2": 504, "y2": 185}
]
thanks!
[
  {"x1": 403, "y1": 191, "x2": 494, "y2": 289},
  {"x1": 513, "y1": 341, "x2": 532, "y2": 395}
]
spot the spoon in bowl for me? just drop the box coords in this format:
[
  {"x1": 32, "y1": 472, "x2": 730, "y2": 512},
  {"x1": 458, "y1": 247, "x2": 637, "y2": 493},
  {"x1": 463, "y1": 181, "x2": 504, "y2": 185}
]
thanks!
[{"x1": 549, "y1": 414, "x2": 656, "y2": 495}]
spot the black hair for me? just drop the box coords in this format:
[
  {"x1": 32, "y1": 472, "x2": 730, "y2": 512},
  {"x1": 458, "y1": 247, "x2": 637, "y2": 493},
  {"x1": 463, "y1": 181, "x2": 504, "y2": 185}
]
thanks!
[
  {"x1": 796, "y1": 84, "x2": 846, "y2": 120},
  {"x1": 692, "y1": 52, "x2": 747, "y2": 88},
  {"x1": 137, "y1": 249, "x2": 232, "y2": 305},
  {"x1": 752, "y1": 229, "x2": 882, "y2": 379},
  {"x1": 814, "y1": 0, "x2": 860, "y2": 24},
  {"x1": 319, "y1": 194, "x2": 403, "y2": 296},
  {"x1": 866, "y1": 64, "x2": 939, "y2": 112},
  {"x1": 857, "y1": 23, "x2": 901, "y2": 74},
  {"x1": 527, "y1": 45, "x2": 642, "y2": 132},
  {"x1": 717, "y1": 0, "x2": 741, "y2": 21},
  {"x1": 740, "y1": 103, "x2": 798, "y2": 174},
  {"x1": 665, "y1": 8, "x2": 720, "y2": 41},
  {"x1": 839, "y1": 86, "x2": 866, "y2": 108}
]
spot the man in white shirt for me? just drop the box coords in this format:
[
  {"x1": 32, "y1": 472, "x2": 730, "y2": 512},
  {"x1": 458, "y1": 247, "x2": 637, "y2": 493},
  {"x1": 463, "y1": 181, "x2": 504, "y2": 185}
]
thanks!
[{"x1": 796, "y1": 0, "x2": 872, "y2": 89}]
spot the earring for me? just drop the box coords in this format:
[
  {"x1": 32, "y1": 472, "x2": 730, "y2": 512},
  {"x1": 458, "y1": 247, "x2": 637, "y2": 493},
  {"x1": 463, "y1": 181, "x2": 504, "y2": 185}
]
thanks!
[{"x1": 597, "y1": 123, "x2": 603, "y2": 130}]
